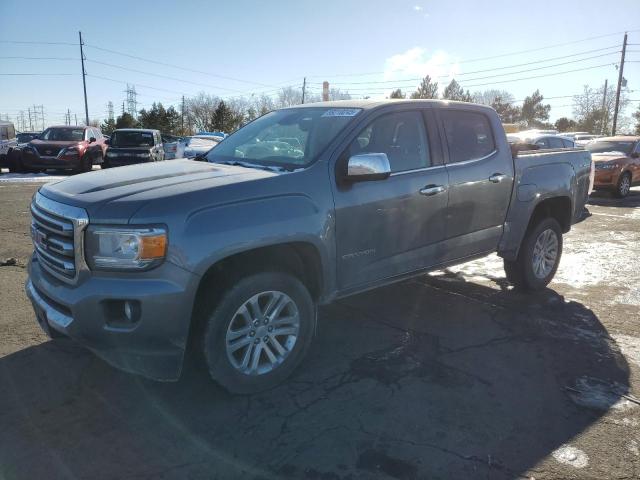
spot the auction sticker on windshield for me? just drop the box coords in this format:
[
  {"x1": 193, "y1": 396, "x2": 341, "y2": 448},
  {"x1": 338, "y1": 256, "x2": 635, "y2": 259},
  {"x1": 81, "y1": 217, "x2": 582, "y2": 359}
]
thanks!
[{"x1": 321, "y1": 109, "x2": 361, "y2": 117}]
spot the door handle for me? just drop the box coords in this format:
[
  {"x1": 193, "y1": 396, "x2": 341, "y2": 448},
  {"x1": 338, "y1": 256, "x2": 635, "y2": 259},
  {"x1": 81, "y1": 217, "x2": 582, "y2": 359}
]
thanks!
[
  {"x1": 489, "y1": 173, "x2": 507, "y2": 183},
  {"x1": 419, "y1": 185, "x2": 446, "y2": 196}
]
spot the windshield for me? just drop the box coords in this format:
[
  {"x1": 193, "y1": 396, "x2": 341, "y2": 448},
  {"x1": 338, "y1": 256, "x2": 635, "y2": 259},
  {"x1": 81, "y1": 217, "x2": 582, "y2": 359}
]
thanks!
[
  {"x1": 205, "y1": 107, "x2": 362, "y2": 170},
  {"x1": 585, "y1": 141, "x2": 635, "y2": 155},
  {"x1": 186, "y1": 137, "x2": 218, "y2": 148},
  {"x1": 112, "y1": 130, "x2": 155, "y2": 147},
  {"x1": 41, "y1": 127, "x2": 85, "y2": 142}
]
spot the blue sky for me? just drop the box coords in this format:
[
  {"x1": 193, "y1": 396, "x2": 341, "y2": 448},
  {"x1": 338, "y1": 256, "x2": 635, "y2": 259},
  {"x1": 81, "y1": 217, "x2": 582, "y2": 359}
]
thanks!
[{"x1": 1, "y1": 0, "x2": 639, "y2": 128}]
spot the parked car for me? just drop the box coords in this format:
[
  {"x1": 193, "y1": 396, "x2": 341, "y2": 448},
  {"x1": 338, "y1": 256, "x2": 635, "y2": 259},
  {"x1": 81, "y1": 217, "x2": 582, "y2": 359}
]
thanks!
[
  {"x1": 17, "y1": 131, "x2": 41, "y2": 145},
  {"x1": 0, "y1": 121, "x2": 17, "y2": 171},
  {"x1": 183, "y1": 135, "x2": 220, "y2": 158},
  {"x1": 26, "y1": 100, "x2": 591, "y2": 394},
  {"x1": 574, "y1": 134, "x2": 599, "y2": 146},
  {"x1": 161, "y1": 134, "x2": 184, "y2": 160},
  {"x1": 103, "y1": 129, "x2": 165, "y2": 168},
  {"x1": 507, "y1": 133, "x2": 575, "y2": 149},
  {"x1": 587, "y1": 136, "x2": 640, "y2": 197},
  {"x1": 20, "y1": 125, "x2": 106, "y2": 173}
]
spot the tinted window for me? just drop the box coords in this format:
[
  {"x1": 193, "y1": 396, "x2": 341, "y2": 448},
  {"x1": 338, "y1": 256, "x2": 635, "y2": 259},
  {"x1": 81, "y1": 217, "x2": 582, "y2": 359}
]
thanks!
[
  {"x1": 442, "y1": 110, "x2": 495, "y2": 163},
  {"x1": 111, "y1": 130, "x2": 155, "y2": 147},
  {"x1": 562, "y1": 138, "x2": 574, "y2": 148},
  {"x1": 41, "y1": 128, "x2": 85, "y2": 141},
  {"x1": 535, "y1": 138, "x2": 550, "y2": 148},
  {"x1": 547, "y1": 137, "x2": 564, "y2": 149},
  {"x1": 347, "y1": 111, "x2": 430, "y2": 172}
]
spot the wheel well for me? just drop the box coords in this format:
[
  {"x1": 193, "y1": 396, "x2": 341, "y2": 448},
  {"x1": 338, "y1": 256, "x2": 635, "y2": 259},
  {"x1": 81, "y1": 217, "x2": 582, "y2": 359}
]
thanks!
[
  {"x1": 529, "y1": 196, "x2": 572, "y2": 233},
  {"x1": 195, "y1": 242, "x2": 323, "y2": 307}
]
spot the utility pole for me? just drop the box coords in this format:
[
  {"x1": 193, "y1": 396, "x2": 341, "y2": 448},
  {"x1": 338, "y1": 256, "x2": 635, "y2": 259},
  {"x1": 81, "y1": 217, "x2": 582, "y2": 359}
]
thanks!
[
  {"x1": 79, "y1": 31, "x2": 90, "y2": 125},
  {"x1": 67, "y1": 108, "x2": 71, "y2": 126},
  {"x1": 74, "y1": 114, "x2": 78, "y2": 126},
  {"x1": 181, "y1": 95, "x2": 185, "y2": 134},
  {"x1": 27, "y1": 108, "x2": 32, "y2": 130},
  {"x1": 322, "y1": 81, "x2": 329, "y2": 102},
  {"x1": 612, "y1": 32, "x2": 627, "y2": 135},
  {"x1": 301, "y1": 77, "x2": 306, "y2": 104},
  {"x1": 600, "y1": 79, "x2": 608, "y2": 135}
]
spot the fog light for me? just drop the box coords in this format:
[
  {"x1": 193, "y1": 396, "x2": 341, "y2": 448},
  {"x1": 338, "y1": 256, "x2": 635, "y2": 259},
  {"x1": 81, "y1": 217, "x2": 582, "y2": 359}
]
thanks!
[{"x1": 123, "y1": 301, "x2": 140, "y2": 323}]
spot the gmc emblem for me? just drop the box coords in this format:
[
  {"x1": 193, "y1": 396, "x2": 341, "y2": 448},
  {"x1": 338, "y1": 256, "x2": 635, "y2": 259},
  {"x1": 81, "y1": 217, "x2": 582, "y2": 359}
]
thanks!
[{"x1": 45, "y1": 150, "x2": 52, "y2": 155}]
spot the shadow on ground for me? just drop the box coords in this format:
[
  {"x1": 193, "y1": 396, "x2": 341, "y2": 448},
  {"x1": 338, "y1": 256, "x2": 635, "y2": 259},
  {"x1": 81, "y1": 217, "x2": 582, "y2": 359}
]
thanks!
[
  {"x1": 0, "y1": 277, "x2": 630, "y2": 479},
  {"x1": 588, "y1": 188, "x2": 640, "y2": 208}
]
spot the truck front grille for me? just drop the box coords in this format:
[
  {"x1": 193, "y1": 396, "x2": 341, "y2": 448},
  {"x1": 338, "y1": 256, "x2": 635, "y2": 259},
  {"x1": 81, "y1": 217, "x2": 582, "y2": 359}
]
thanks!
[{"x1": 30, "y1": 193, "x2": 88, "y2": 284}]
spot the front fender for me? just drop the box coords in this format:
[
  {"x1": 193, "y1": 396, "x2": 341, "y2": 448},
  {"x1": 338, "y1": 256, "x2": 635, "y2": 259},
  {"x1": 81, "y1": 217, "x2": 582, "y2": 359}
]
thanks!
[{"x1": 174, "y1": 194, "x2": 334, "y2": 293}]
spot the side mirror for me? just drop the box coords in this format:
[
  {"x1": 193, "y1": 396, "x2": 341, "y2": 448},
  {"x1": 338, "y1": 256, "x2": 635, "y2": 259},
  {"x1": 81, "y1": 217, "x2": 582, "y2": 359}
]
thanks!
[
  {"x1": 89, "y1": 137, "x2": 96, "y2": 143},
  {"x1": 104, "y1": 139, "x2": 110, "y2": 145},
  {"x1": 193, "y1": 154, "x2": 207, "y2": 162},
  {"x1": 346, "y1": 153, "x2": 391, "y2": 181}
]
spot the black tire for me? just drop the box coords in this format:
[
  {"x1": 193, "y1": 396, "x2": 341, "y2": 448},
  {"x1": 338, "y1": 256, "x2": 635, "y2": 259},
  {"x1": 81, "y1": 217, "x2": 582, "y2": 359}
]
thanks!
[
  {"x1": 504, "y1": 217, "x2": 563, "y2": 291},
  {"x1": 7, "y1": 151, "x2": 26, "y2": 173},
  {"x1": 614, "y1": 172, "x2": 631, "y2": 198},
  {"x1": 201, "y1": 271, "x2": 315, "y2": 394},
  {"x1": 74, "y1": 154, "x2": 92, "y2": 174}
]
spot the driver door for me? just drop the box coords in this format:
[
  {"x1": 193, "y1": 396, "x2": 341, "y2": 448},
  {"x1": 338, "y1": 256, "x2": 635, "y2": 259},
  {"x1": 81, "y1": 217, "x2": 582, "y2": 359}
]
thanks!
[{"x1": 332, "y1": 108, "x2": 449, "y2": 291}]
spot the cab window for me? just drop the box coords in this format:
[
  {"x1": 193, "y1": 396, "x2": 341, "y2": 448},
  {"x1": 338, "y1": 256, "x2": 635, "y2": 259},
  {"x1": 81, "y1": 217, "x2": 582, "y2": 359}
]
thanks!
[
  {"x1": 441, "y1": 110, "x2": 495, "y2": 163},
  {"x1": 346, "y1": 111, "x2": 430, "y2": 172}
]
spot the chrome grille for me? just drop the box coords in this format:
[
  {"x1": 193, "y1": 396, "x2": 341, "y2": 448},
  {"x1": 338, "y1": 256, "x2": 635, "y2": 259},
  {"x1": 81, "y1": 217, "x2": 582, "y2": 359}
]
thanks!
[{"x1": 30, "y1": 192, "x2": 88, "y2": 284}]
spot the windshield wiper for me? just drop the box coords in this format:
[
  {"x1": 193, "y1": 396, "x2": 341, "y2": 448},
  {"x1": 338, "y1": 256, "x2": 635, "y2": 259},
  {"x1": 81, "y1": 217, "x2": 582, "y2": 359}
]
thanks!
[{"x1": 213, "y1": 159, "x2": 289, "y2": 172}]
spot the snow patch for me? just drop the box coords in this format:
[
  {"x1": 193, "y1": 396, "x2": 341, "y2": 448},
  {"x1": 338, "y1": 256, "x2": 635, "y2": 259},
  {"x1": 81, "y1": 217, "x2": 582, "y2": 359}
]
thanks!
[
  {"x1": 612, "y1": 334, "x2": 640, "y2": 368},
  {"x1": 552, "y1": 444, "x2": 589, "y2": 468}
]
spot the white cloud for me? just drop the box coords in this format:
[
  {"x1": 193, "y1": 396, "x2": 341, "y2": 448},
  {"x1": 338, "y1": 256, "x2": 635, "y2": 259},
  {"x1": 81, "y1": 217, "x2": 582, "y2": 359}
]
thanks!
[
  {"x1": 383, "y1": 47, "x2": 460, "y2": 83},
  {"x1": 413, "y1": 5, "x2": 423, "y2": 11}
]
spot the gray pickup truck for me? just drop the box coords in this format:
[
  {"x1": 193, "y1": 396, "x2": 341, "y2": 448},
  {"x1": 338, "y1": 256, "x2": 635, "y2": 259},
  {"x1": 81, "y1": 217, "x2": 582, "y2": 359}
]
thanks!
[{"x1": 26, "y1": 100, "x2": 591, "y2": 393}]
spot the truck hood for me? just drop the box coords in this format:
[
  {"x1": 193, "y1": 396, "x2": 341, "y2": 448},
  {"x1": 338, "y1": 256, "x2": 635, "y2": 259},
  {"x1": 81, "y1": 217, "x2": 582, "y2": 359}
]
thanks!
[
  {"x1": 591, "y1": 153, "x2": 629, "y2": 163},
  {"x1": 39, "y1": 159, "x2": 281, "y2": 222}
]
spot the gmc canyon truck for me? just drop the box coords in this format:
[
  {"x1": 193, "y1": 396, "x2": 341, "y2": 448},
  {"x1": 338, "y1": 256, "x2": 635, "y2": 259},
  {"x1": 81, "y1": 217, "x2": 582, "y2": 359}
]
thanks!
[{"x1": 26, "y1": 100, "x2": 592, "y2": 393}]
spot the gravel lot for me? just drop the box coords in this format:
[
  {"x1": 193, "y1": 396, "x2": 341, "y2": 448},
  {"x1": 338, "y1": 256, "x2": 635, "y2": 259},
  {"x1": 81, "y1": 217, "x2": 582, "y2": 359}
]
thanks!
[{"x1": 1, "y1": 179, "x2": 639, "y2": 480}]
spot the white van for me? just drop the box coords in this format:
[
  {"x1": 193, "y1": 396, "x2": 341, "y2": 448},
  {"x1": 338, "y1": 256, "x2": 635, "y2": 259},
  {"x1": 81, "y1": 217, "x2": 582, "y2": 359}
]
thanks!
[{"x1": 0, "y1": 121, "x2": 17, "y2": 169}]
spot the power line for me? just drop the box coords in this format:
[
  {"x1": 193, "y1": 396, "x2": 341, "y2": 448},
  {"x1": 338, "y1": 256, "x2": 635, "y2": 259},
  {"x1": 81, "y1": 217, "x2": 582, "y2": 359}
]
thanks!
[
  {"x1": 84, "y1": 43, "x2": 281, "y2": 89},
  {"x1": 317, "y1": 46, "x2": 621, "y2": 86},
  {"x1": 308, "y1": 29, "x2": 640, "y2": 79},
  {"x1": 0, "y1": 40, "x2": 76, "y2": 46},
  {"x1": 325, "y1": 52, "x2": 621, "y2": 90},
  {"x1": 0, "y1": 73, "x2": 77, "y2": 76},
  {"x1": 0, "y1": 56, "x2": 76, "y2": 61},
  {"x1": 86, "y1": 58, "x2": 248, "y2": 94}
]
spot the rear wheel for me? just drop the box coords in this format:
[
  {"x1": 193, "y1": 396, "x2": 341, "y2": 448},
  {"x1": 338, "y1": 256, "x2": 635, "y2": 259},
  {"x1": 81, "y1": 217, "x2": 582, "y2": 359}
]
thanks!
[
  {"x1": 615, "y1": 172, "x2": 631, "y2": 198},
  {"x1": 504, "y1": 217, "x2": 563, "y2": 291},
  {"x1": 200, "y1": 271, "x2": 315, "y2": 394},
  {"x1": 7, "y1": 151, "x2": 26, "y2": 173}
]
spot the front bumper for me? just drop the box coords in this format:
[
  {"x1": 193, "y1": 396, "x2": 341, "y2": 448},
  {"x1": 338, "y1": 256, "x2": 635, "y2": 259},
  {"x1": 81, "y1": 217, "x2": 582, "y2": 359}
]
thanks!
[
  {"x1": 22, "y1": 151, "x2": 80, "y2": 169},
  {"x1": 26, "y1": 255, "x2": 199, "y2": 381},
  {"x1": 105, "y1": 155, "x2": 151, "y2": 166},
  {"x1": 593, "y1": 169, "x2": 620, "y2": 188}
]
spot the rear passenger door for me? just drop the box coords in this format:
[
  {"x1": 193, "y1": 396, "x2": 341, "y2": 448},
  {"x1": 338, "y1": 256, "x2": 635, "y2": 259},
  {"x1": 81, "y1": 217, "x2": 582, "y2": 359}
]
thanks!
[{"x1": 440, "y1": 108, "x2": 514, "y2": 256}]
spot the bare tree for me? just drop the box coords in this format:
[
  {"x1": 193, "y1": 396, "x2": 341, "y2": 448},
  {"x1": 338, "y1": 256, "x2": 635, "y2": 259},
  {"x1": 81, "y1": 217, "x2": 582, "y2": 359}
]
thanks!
[
  {"x1": 473, "y1": 89, "x2": 514, "y2": 106},
  {"x1": 573, "y1": 84, "x2": 629, "y2": 134},
  {"x1": 185, "y1": 93, "x2": 220, "y2": 132}
]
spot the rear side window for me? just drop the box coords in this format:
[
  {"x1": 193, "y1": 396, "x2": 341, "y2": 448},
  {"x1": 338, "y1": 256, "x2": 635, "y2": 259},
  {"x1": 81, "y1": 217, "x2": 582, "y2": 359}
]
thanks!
[
  {"x1": 347, "y1": 111, "x2": 430, "y2": 172},
  {"x1": 547, "y1": 137, "x2": 564, "y2": 149},
  {"x1": 442, "y1": 110, "x2": 495, "y2": 163}
]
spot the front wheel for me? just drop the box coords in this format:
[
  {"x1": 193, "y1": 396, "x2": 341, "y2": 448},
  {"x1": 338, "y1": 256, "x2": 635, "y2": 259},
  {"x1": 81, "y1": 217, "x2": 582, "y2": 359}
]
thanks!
[
  {"x1": 201, "y1": 271, "x2": 316, "y2": 394},
  {"x1": 615, "y1": 172, "x2": 631, "y2": 198},
  {"x1": 504, "y1": 217, "x2": 563, "y2": 291}
]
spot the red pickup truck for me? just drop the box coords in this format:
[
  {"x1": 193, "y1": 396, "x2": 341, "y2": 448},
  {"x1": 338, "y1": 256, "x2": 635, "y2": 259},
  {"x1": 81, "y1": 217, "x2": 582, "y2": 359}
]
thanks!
[{"x1": 16, "y1": 125, "x2": 107, "y2": 173}]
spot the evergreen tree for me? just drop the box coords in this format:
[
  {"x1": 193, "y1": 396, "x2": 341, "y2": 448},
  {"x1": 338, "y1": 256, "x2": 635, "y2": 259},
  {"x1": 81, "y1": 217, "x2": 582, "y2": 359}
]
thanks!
[{"x1": 410, "y1": 75, "x2": 439, "y2": 99}]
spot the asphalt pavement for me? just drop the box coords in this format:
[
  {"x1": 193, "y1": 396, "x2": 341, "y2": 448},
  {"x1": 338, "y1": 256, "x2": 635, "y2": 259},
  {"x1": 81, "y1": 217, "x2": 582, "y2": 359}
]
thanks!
[{"x1": 0, "y1": 179, "x2": 639, "y2": 480}]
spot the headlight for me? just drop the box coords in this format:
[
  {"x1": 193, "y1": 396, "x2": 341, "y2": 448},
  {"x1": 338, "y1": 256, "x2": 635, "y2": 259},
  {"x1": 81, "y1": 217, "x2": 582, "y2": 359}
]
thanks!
[{"x1": 85, "y1": 226, "x2": 167, "y2": 271}]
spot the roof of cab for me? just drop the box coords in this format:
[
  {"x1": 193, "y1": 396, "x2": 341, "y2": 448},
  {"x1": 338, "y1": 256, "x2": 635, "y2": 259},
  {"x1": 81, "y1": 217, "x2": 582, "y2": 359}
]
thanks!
[
  {"x1": 281, "y1": 98, "x2": 495, "y2": 111},
  {"x1": 113, "y1": 128, "x2": 160, "y2": 133},
  {"x1": 594, "y1": 135, "x2": 640, "y2": 142}
]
